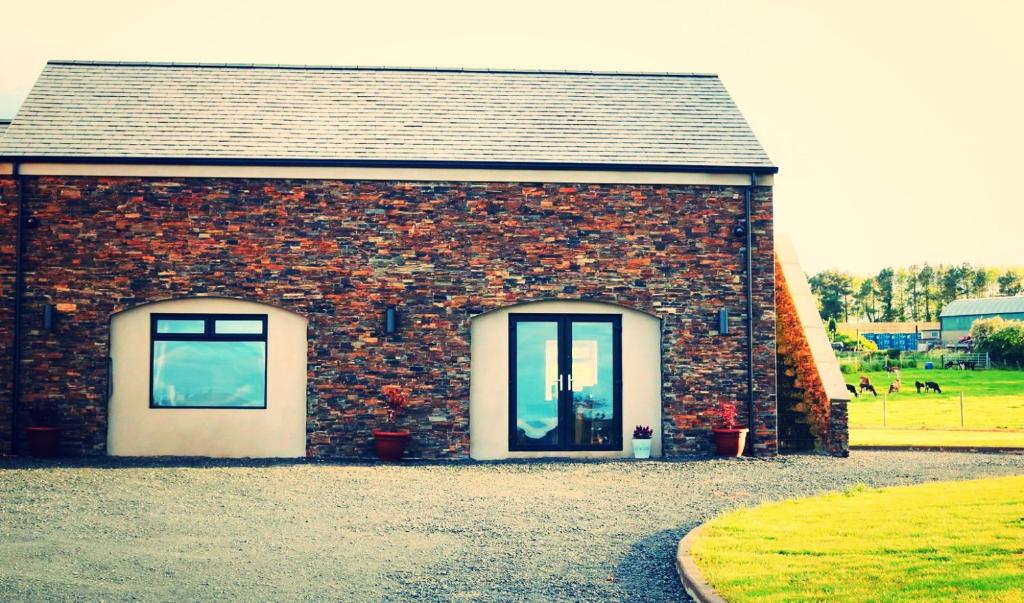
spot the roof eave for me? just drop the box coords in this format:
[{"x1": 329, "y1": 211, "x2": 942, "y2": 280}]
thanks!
[{"x1": 0, "y1": 155, "x2": 779, "y2": 174}]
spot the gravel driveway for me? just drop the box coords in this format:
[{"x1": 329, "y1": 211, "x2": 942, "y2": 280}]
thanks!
[{"x1": 1, "y1": 451, "x2": 1022, "y2": 602}]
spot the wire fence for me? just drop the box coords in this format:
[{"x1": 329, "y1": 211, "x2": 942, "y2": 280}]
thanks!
[
  {"x1": 837, "y1": 351, "x2": 991, "y2": 374},
  {"x1": 849, "y1": 390, "x2": 1024, "y2": 431}
]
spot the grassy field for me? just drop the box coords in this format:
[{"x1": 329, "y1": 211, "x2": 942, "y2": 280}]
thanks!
[
  {"x1": 851, "y1": 428, "x2": 1024, "y2": 448},
  {"x1": 846, "y1": 369, "x2": 1024, "y2": 445},
  {"x1": 691, "y1": 475, "x2": 1024, "y2": 602}
]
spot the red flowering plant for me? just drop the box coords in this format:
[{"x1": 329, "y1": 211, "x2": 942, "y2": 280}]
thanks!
[
  {"x1": 380, "y1": 385, "x2": 410, "y2": 432},
  {"x1": 711, "y1": 402, "x2": 743, "y2": 430}
]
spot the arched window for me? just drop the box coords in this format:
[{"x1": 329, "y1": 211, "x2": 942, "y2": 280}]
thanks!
[{"x1": 108, "y1": 298, "x2": 307, "y2": 458}]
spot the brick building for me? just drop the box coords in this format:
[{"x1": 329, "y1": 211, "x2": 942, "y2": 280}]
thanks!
[{"x1": 0, "y1": 60, "x2": 843, "y2": 459}]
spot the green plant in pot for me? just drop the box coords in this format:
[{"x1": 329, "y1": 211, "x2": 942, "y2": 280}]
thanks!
[
  {"x1": 25, "y1": 405, "x2": 60, "y2": 458},
  {"x1": 710, "y1": 402, "x2": 748, "y2": 457},
  {"x1": 632, "y1": 425, "x2": 653, "y2": 459},
  {"x1": 372, "y1": 385, "x2": 410, "y2": 462}
]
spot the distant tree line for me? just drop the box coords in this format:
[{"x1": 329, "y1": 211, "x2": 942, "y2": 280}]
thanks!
[{"x1": 808, "y1": 264, "x2": 1024, "y2": 323}]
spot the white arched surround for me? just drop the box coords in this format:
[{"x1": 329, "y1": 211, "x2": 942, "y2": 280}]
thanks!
[
  {"x1": 107, "y1": 297, "x2": 308, "y2": 457},
  {"x1": 470, "y1": 300, "x2": 662, "y2": 460}
]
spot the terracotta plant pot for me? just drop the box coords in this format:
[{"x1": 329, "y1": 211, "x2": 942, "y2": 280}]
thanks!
[
  {"x1": 25, "y1": 427, "x2": 60, "y2": 458},
  {"x1": 373, "y1": 429, "x2": 411, "y2": 462},
  {"x1": 712, "y1": 428, "x2": 749, "y2": 457}
]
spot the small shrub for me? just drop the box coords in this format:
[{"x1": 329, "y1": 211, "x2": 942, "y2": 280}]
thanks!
[
  {"x1": 380, "y1": 385, "x2": 409, "y2": 429},
  {"x1": 632, "y1": 425, "x2": 653, "y2": 439},
  {"x1": 843, "y1": 483, "x2": 872, "y2": 497},
  {"x1": 832, "y1": 332, "x2": 878, "y2": 352},
  {"x1": 973, "y1": 318, "x2": 1024, "y2": 365},
  {"x1": 710, "y1": 402, "x2": 741, "y2": 429},
  {"x1": 28, "y1": 405, "x2": 58, "y2": 427}
]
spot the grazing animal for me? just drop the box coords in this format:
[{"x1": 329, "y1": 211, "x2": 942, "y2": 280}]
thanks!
[
  {"x1": 859, "y1": 375, "x2": 876, "y2": 393},
  {"x1": 925, "y1": 381, "x2": 942, "y2": 393},
  {"x1": 846, "y1": 383, "x2": 859, "y2": 397},
  {"x1": 863, "y1": 384, "x2": 878, "y2": 396},
  {"x1": 888, "y1": 380, "x2": 901, "y2": 394},
  {"x1": 915, "y1": 380, "x2": 925, "y2": 393}
]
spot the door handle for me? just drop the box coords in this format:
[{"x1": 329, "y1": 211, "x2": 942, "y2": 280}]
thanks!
[
  {"x1": 567, "y1": 374, "x2": 573, "y2": 391},
  {"x1": 558, "y1": 374, "x2": 564, "y2": 392}
]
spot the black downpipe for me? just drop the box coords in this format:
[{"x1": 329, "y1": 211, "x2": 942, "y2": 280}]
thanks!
[
  {"x1": 744, "y1": 172, "x2": 756, "y2": 455},
  {"x1": 10, "y1": 163, "x2": 24, "y2": 454}
]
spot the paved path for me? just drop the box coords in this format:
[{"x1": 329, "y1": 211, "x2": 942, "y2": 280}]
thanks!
[{"x1": 2, "y1": 451, "x2": 1022, "y2": 602}]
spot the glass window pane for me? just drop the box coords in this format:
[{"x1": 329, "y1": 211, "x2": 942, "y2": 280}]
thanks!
[
  {"x1": 214, "y1": 319, "x2": 264, "y2": 335},
  {"x1": 156, "y1": 319, "x2": 206, "y2": 334},
  {"x1": 571, "y1": 322, "x2": 614, "y2": 446},
  {"x1": 515, "y1": 321, "x2": 560, "y2": 447},
  {"x1": 152, "y1": 341, "x2": 266, "y2": 407}
]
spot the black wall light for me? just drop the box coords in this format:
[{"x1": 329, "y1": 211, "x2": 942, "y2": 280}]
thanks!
[
  {"x1": 43, "y1": 303, "x2": 56, "y2": 330},
  {"x1": 384, "y1": 306, "x2": 399, "y2": 335},
  {"x1": 718, "y1": 308, "x2": 729, "y2": 335}
]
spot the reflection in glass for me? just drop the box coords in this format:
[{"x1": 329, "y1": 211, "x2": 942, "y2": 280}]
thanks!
[
  {"x1": 571, "y1": 322, "x2": 614, "y2": 446},
  {"x1": 214, "y1": 319, "x2": 264, "y2": 335},
  {"x1": 152, "y1": 341, "x2": 266, "y2": 407},
  {"x1": 515, "y1": 321, "x2": 560, "y2": 446},
  {"x1": 156, "y1": 319, "x2": 206, "y2": 334}
]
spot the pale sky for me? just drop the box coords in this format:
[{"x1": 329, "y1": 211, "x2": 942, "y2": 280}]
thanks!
[{"x1": 2, "y1": 0, "x2": 1021, "y2": 275}]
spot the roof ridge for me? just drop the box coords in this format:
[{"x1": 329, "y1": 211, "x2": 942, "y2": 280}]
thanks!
[
  {"x1": 45, "y1": 59, "x2": 719, "y2": 79},
  {"x1": 949, "y1": 295, "x2": 1023, "y2": 302}
]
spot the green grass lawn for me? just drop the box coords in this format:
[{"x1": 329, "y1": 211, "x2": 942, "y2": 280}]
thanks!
[
  {"x1": 851, "y1": 428, "x2": 1024, "y2": 448},
  {"x1": 691, "y1": 475, "x2": 1024, "y2": 602},
  {"x1": 846, "y1": 369, "x2": 1024, "y2": 446}
]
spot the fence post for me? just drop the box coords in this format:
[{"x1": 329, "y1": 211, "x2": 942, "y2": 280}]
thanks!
[
  {"x1": 882, "y1": 393, "x2": 887, "y2": 428},
  {"x1": 960, "y1": 392, "x2": 965, "y2": 428}
]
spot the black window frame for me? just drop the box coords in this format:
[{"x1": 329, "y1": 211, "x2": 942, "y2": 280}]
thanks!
[
  {"x1": 508, "y1": 313, "x2": 623, "y2": 452},
  {"x1": 149, "y1": 313, "x2": 269, "y2": 410}
]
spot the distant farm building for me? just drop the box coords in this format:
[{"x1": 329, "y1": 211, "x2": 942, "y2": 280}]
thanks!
[
  {"x1": 939, "y1": 296, "x2": 1024, "y2": 345},
  {"x1": 838, "y1": 321, "x2": 940, "y2": 351}
]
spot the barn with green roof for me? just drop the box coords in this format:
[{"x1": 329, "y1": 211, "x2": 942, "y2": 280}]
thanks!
[{"x1": 939, "y1": 296, "x2": 1024, "y2": 345}]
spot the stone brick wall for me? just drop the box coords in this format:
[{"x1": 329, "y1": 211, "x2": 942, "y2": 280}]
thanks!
[
  {"x1": 0, "y1": 177, "x2": 16, "y2": 453},
  {"x1": 0, "y1": 176, "x2": 775, "y2": 458},
  {"x1": 775, "y1": 257, "x2": 848, "y2": 455}
]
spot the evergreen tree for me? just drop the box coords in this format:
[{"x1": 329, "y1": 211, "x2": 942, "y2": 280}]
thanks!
[
  {"x1": 998, "y1": 269, "x2": 1023, "y2": 296},
  {"x1": 918, "y1": 264, "x2": 935, "y2": 321},
  {"x1": 808, "y1": 270, "x2": 854, "y2": 321},
  {"x1": 877, "y1": 268, "x2": 896, "y2": 321}
]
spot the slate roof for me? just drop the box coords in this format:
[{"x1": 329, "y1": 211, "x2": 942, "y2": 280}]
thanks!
[
  {"x1": 0, "y1": 119, "x2": 10, "y2": 138},
  {"x1": 940, "y1": 296, "x2": 1024, "y2": 318},
  {"x1": 0, "y1": 61, "x2": 775, "y2": 171}
]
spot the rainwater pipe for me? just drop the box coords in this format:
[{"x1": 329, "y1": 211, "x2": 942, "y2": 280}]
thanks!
[
  {"x1": 744, "y1": 171, "x2": 757, "y2": 455},
  {"x1": 10, "y1": 161, "x2": 24, "y2": 454}
]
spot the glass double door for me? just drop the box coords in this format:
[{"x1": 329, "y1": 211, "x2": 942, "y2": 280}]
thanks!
[{"x1": 509, "y1": 314, "x2": 622, "y2": 451}]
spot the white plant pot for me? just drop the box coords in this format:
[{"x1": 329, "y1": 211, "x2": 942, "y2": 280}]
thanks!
[{"x1": 633, "y1": 438, "x2": 652, "y2": 459}]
